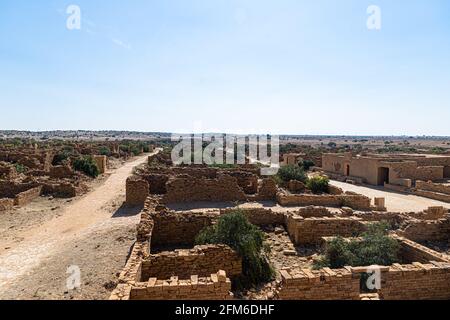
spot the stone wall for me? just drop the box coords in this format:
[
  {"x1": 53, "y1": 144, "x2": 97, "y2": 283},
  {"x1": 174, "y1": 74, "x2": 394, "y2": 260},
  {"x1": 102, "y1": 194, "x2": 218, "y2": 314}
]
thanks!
[
  {"x1": 127, "y1": 271, "x2": 232, "y2": 300},
  {"x1": 220, "y1": 207, "x2": 286, "y2": 226},
  {"x1": 397, "y1": 218, "x2": 450, "y2": 242},
  {"x1": 287, "y1": 216, "x2": 366, "y2": 245},
  {"x1": 141, "y1": 245, "x2": 241, "y2": 280},
  {"x1": 162, "y1": 174, "x2": 247, "y2": 204},
  {"x1": 126, "y1": 176, "x2": 149, "y2": 206},
  {"x1": 379, "y1": 262, "x2": 450, "y2": 300},
  {"x1": 277, "y1": 192, "x2": 372, "y2": 210},
  {"x1": 49, "y1": 165, "x2": 74, "y2": 179},
  {"x1": 14, "y1": 186, "x2": 42, "y2": 206},
  {"x1": 41, "y1": 182, "x2": 78, "y2": 198},
  {"x1": 0, "y1": 198, "x2": 14, "y2": 211},
  {"x1": 278, "y1": 268, "x2": 361, "y2": 300},
  {"x1": 151, "y1": 210, "x2": 214, "y2": 248},
  {"x1": 93, "y1": 155, "x2": 107, "y2": 174},
  {"x1": 398, "y1": 236, "x2": 448, "y2": 263},
  {"x1": 413, "y1": 189, "x2": 450, "y2": 203}
]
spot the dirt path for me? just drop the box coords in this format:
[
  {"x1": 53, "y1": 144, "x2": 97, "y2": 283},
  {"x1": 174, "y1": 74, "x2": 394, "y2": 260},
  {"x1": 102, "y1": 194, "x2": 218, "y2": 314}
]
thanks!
[
  {"x1": 330, "y1": 180, "x2": 450, "y2": 212},
  {"x1": 0, "y1": 152, "x2": 155, "y2": 299}
]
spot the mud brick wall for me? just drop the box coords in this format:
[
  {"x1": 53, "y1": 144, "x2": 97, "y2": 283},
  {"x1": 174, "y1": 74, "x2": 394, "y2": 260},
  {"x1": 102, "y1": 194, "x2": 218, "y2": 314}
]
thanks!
[
  {"x1": 162, "y1": 174, "x2": 247, "y2": 204},
  {"x1": 278, "y1": 268, "x2": 361, "y2": 300},
  {"x1": 128, "y1": 272, "x2": 232, "y2": 300},
  {"x1": 141, "y1": 245, "x2": 242, "y2": 280},
  {"x1": 220, "y1": 207, "x2": 286, "y2": 226},
  {"x1": 14, "y1": 186, "x2": 42, "y2": 206},
  {"x1": 0, "y1": 198, "x2": 14, "y2": 211},
  {"x1": 277, "y1": 192, "x2": 371, "y2": 210},
  {"x1": 126, "y1": 176, "x2": 149, "y2": 206},
  {"x1": 379, "y1": 262, "x2": 450, "y2": 300},
  {"x1": 398, "y1": 218, "x2": 450, "y2": 242},
  {"x1": 151, "y1": 211, "x2": 214, "y2": 247},
  {"x1": 416, "y1": 180, "x2": 450, "y2": 195},
  {"x1": 287, "y1": 216, "x2": 366, "y2": 245}
]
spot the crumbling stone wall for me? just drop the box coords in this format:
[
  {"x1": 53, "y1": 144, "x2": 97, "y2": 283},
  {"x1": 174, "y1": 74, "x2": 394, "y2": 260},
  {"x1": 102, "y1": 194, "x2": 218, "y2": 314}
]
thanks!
[
  {"x1": 41, "y1": 182, "x2": 78, "y2": 198},
  {"x1": 287, "y1": 216, "x2": 366, "y2": 245},
  {"x1": 49, "y1": 165, "x2": 74, "y2": 179},
  {"x1": 397, "y1": 218, "x2": 450, "y2": 242},
  {"x1": 277, "y1": 191, "x2": 372, "y2": 210},
  {"x1": 398, "y1": 236, "x2": 448, "y2": 263},
  {"x1": 126, "y1": 176, "x2": 149, "y2": 206},
  {"x1": 145, "y1": 174, "x2": 169, "y2": 194},
  {"x1": 141, "y1": 245, "x2": 242, "y2": 280},
  {"x1": 93, "y1": 155, "x2": 107, "y2": 174},
  {"x1": 278, "y1": 268, "x2": 361, "y2": 300},
  {"x1": 14, "y1": 186, "x2": 42, "y2": 206},
  {"x1": 379, "y1": 262, "x2": 450, "y2": 300},
  {"x1": 127, "y1": 271, "x2": 232, "y2": 300},
  {"x1": 151, "y1": 210, "x2": 214, "y2": 248},
  {"x1": 162, "y1": 174, "x2": 247, "y2": 204},
  {"x1": 0, "y1": 198, "x2": 14, "y2": 211},
  {"x1": 220, "y1": 207, "x2": 286, "y2": 226}
]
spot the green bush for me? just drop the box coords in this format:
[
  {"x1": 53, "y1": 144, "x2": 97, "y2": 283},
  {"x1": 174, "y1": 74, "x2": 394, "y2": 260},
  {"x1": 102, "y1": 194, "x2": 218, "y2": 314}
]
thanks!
[
  {"x1": 306, "y1": 175, "x2": 329, "y2": 194},
  {"x1": 195, "y1": 211, "x2": 274, "y2": 290},
  {"x1": 72, "y1": 156, "x2": 100, "y2": 178},
  {"x1": 98, "y1": 146, "x2": 111, "y2": 156},
  {"x1": 14, "y1": 163, "x2": 26, "y2": 174},
  {"x1": 300, "y1": 160, "x2": 315, "y2": 171},
  {"x1": 277, "y1": 165, "x2": 307, "y2": 183},
  {"x1": 314, "y1": 221, "x2": 400, "y2": 269}
]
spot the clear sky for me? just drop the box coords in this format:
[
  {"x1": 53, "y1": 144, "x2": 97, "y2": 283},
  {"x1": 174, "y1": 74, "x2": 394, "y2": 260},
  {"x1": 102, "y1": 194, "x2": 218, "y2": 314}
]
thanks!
[{"x1": 1, "y1": 0, "x2": 449, "y2": 135}]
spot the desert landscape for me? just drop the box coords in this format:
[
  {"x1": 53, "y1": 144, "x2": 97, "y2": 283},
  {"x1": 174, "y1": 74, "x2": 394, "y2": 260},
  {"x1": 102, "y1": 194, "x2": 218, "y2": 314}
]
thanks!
[{"x1": 0, "y1": 132, "x2": 449, "y2": 301}]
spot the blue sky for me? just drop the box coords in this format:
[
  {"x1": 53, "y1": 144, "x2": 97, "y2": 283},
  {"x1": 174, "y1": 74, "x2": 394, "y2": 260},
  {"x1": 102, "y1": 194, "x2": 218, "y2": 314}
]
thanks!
[{"x1": 1, "y1": 0, "x2": 449, "y2": 135}]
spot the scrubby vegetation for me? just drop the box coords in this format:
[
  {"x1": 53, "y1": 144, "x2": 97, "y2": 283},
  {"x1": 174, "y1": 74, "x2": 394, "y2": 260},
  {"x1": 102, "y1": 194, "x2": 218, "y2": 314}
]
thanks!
[
  {"x1": 195, "y1": 211, "x2": 274, "y2": 290},
  {"x1": 306, "y1": 175, "x2": 329, "y2": 194},
  {"x1": 299, "y1": 159, "x2": 315, "y2": 171},
  {"x1": 52, "y1": 147, "x2": 78, "y2": 165},
  {"x1": 277, "y1": 165, "x2": 307, "y2": 183},
  {"x1": 72, "y1": 156, "x2": 100, "y2": 178},
  {"x1": 314, "y1": 221, "x2": 400, "y2": 269}
]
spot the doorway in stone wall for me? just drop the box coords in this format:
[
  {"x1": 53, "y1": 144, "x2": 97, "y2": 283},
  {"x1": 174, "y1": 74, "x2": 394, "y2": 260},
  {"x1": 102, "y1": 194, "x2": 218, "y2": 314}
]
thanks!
[
  {"x1": 346, "y1": 165, "x2": 350, "y2": 176},
  {"x1": 444, "y1": 166, "x2": 450, "y2": 179},
  {"x1": 377, "y1": 167, "x2": 390, "y2": 186}
]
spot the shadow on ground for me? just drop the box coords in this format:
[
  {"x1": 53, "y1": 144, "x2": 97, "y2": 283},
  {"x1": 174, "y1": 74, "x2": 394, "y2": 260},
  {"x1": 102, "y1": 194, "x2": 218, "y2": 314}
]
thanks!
[{"x1": 112, "y1": 203, "x2": 143, "y2": 218}]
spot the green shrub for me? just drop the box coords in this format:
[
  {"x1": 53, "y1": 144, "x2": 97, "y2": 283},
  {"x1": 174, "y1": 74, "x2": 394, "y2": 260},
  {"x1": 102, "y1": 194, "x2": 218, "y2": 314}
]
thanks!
[
  {"x1": 195, "y1": 211, "x2": 274, "y2": 290},
  {"x1": 98, "y1": 146, "x2": 111, "y2": 156},
  {"x1": 314, "y1": 221, "x2": 400, "y2": 269},
  {"x1": 306, "y1": 175, "x2": 329, "y2": 194},
  {"x1": 277, "y1": 165, "x2": 307, "y2": 183},
  {"x1": 14, "y1": 163, "x2": 26, "y2": 174},
  {"x1": 72, "y1": 156, "x2": 100, "y2": 178},
  {"x1": 300, "y1": 160, "x2": 315, "y2": 171}
]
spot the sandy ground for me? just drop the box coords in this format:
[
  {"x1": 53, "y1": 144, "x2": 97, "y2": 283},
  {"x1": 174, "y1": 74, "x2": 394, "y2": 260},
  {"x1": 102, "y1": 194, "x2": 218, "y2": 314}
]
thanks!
[
  {"x1": 330, "y1": 180, "x2": 450, "y2": 212},
  {"x1": 0, "y1": 152, "x2": 156, "y2": 300}
]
